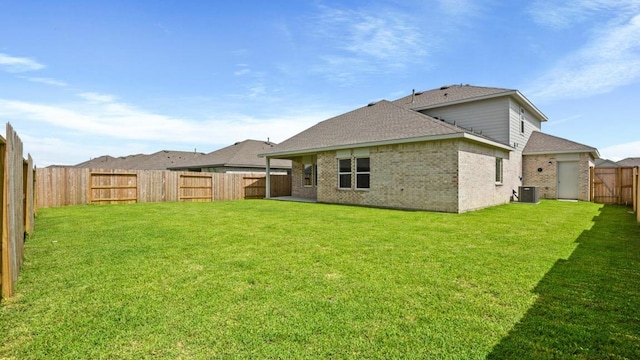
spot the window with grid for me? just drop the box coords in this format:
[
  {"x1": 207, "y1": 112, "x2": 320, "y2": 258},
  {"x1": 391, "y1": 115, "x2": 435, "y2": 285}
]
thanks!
[
  {"x1": 356, "y1": 157, "x2": 370, "y2": 189},
  {"x1": 338, "y1": 158, "x2": 351, "y2": 189}
]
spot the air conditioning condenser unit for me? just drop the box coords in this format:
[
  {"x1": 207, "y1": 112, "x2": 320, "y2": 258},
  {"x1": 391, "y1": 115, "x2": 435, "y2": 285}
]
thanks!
[{"x1": 519, "y1": 186, "x2": 539, "y2": 203}]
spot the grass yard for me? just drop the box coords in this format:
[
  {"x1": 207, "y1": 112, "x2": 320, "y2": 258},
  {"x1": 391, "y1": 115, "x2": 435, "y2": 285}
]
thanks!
[{"x1": 1, "y1": 200, "x2": 639, "y2": 359}]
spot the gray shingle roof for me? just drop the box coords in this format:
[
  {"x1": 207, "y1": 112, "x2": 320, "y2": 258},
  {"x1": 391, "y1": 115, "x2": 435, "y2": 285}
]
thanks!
[
  {"x1": 392, "y1": 84, "x2": 513, "y2": 109},
  {"x1": 169, "y1": 139, "x2": 291, "y2": 169},
  {"x1": 617, "y1": 157, "x2": 640, "y2": 167},
  {"x1": 74, "y1": 150, "x2": 207, "y2": 170},
  {"x1": 523, "y1": 131, "x2": 599, "y2": 157},
  {"x1": 594, "y1": 158, "x2": 621, "y2": 168},
  {"x1": 392, "y1": 84, "x2": 548, "y2": 121},
  {"x1": 264, "y1": 100, "x2": 468, "y2": 155}
]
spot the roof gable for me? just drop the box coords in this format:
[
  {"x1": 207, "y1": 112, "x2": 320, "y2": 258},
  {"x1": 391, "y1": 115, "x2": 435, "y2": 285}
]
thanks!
[
  {"x1": 266, "y1": 100, "x2": 473, "y2": 155},
  {"x1": 523, "y1": 131, "x2": 599, "y2": 158},
  {"x1": 392, "y1": 84, "x2": 548, "y2": 122}
]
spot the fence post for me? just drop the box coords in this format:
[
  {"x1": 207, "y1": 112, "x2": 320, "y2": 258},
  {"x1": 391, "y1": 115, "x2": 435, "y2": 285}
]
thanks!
[{"x1": 635, "y1": 167, "x2": 639, "y2": 224}]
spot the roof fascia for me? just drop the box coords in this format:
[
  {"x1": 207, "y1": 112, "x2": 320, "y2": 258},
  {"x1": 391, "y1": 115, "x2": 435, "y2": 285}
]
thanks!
[
  {"x1": 168, "y1": 163, "x2": 291, "y2": 170},
  {"x1": 411, "y1": 90, "x2": 549, "y2": 122},
  {"x1": 262, "y1": 133, "x2": 514, "y2": 159},
  {"x1": 523, "y1": 149, "x2": 600, "y2": 158}
]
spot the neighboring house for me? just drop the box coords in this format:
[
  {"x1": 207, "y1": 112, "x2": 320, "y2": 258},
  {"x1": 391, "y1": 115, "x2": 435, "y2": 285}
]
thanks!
[
  {"x1": 522, "y1": 131, "x2": 599, "y2": 201},
  {"x1": 169, "y1": 139, "x2": 292, "y2": 174},
  {"x1": 617, "y1": 157, "x2": 640, "y2": 167},
  {"x1": 261, "y1": 84, "x2": 599, "y2": 213},
  {"x1": 594, "y1": 158, "x2": 621, "y2": 168},
  {"x1": 74, "y1": 150, "x2": 207, "y2": 170}
]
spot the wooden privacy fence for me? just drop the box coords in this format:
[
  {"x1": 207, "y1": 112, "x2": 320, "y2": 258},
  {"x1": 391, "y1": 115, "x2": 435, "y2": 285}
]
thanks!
[
  {"x1": 36, "y1": 168, "x2": 291, "y2": 208},
  {"x1": 1, "y1": 123, "x2": 36, "y2": 299},
  {"x1": 591, "y1": 167, "x2": 637, "y2": 207}
]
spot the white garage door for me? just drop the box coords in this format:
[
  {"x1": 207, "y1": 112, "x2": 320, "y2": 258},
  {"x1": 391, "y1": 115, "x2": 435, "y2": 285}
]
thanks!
[{"x1": 558, "y1": 161, "x2": 579, "y2": 199}]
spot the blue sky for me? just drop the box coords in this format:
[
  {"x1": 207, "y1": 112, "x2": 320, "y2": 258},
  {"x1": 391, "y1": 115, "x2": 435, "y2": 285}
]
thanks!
[{"x1": 1, "y1": 0, "x2": 639, "y2": 167}]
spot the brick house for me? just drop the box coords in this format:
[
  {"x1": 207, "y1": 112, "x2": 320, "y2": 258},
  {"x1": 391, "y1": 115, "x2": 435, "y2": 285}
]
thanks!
[{"x1": 262, "y1": 85, "x2": 598, "y2": 213}]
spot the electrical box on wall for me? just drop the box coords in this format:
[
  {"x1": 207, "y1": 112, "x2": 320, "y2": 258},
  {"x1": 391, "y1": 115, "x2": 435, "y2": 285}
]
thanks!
[{"x1": 519, "y1": 186, "x2": 539, "y2": 203}]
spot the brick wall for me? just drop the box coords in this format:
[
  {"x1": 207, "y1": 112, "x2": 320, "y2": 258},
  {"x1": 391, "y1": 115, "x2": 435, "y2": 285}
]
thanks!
[
  {"x1": 522, "y1": 152, "x2": 593, "y2": 201},
  {"x1": 458, "y1": 142, "x2": 515, "y2": 212},
  {"x1": 290, "y1": 157, "x2": 317, "y2": 198},
  {"x1": 523, "y1": 154, "x2": 557, "y2": 199},
  {"x1": 288, "y1": 139, "x2": 522, "y2": 213},
  {"x1": 578, "y1": 153, "x2": 594, "y2": 201}
]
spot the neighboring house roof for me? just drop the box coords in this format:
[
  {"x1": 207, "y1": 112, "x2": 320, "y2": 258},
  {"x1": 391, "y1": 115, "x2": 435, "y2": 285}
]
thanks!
[
  {"x1": 523, "y1": 131, "x2": 600, "y2": 158},
  {"x1": 392, "y1": 84, "x2": 548, "y2": 122},
  {"x1": 617, "y1": 157, "x2": 640, "y2": 167},
  {"x1": 168, "y1": 139, "x2": 291, "y2": 170},
  {"x1": 594, "y1": 158, "x2": 621, "y2": 168},
  {"x1": 263, "y1": 99, "x2": 513, "y2": 158},
  {"x1": 74, "y1": 150, "x2": 207, "y2": 170}
]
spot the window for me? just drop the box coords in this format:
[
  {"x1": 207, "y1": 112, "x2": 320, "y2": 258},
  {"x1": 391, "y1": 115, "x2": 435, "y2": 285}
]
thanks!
[
  {"x1": 303, "y1": 163, "x2": 313, "y2": 186},
  {"x1": 495, "y1": 158, "x2": 503, "y2": 184},
  {"x1": 356, "y1": 157, "x2": 370, "y2": 189},
  {"x1": 338, "y1": 158, "x2": 351, "y2": 189},
  {"x1": 520, "y1": 107, "x2": 525, "y2": 133}
]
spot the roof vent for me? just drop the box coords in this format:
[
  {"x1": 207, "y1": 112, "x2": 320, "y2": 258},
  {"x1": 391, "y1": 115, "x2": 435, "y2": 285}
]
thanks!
[
  {"x1": 440, "y1": 86, "x2": 449, "y2": 90},
  {"x1": 367, "y1": 101, "x2": 379, "y2": 106}
]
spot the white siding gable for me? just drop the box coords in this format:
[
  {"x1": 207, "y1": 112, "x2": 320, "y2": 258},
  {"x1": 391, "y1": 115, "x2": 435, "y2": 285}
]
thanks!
[
  {"x1": 509, "y1": 99, "x2": 542, "y2": 153},
  {"x1": 418, "y1": 97, "x2": 510, "y2": 145}
]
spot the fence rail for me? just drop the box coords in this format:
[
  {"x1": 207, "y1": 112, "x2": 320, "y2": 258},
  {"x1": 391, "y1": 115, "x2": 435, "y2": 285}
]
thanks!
[
  {"x1": 1, "y1": 123, "x2": 35, "y2": 299},
  {"x1": 36, "y1": 168, "x2": 291, "y2": 208}
]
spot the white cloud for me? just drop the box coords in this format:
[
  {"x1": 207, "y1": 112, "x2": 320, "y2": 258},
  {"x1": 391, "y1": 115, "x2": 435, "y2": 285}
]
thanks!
[
  {"x1": 77, "y1": 92, "x2": 117, "y2": 103},
  {"x1": 526, "y1": 9, "x2": 640, "y2": 100},
  {"x1": 311, "y1": 4, "x2": 429, "y2": 82},
  {"x1": 0, "y1": 93, "x2": 334, "y2": 166},
  {"x1": 0, "y1": 53, "x2": 45, "y2": 73},
  {"x1": 599, "y1": 140, "x2": 640, "y2": 161},
  {"x1": 22, "y1": 77, "x2": 68, "y2": 87},
  {"x1": 529, "y1": 0, "x2": 640, "y2": 29}
]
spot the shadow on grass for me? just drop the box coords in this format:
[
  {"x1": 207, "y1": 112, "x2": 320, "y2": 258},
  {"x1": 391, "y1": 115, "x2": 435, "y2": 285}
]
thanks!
[{"x1": 488, "y1": 205, "x2": 640, "y2": 359}]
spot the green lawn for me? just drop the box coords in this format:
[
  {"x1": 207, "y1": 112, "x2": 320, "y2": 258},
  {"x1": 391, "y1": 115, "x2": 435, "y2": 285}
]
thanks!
[{"x1": 1, "y1": 200, "x2": 638, "y2": 359}]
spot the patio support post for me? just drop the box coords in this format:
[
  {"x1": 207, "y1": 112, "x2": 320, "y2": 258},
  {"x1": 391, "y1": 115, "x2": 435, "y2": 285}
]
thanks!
[{"x1": 265, "y1": 157, "x2": 271, "y2": 199}]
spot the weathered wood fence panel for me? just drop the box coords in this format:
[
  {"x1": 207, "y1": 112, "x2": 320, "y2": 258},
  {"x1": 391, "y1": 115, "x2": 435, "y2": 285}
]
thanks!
[
  {"x1": 636, "y1": 167, "x2": 639, "y2": 223},
  {"x1": 179, "y1": 173, "x2": 212, "y2": 202},
  {"x1": 24, "y1": 155, "x2": 35, "y2": 235},
  {"x1": 90, "y1": 172, "x2": 138, "y2": 204},
  {"x1": 1, "y1": 123, "x2": 35, "y2": 299},
  {"x1": 592, "y1": 167, "x2": 637, "y2": 206},
  {"x1": 269, "y1": 174, "x2": 292, "y2": 198},
  {"x1": 35, "y1": 168, "x2": 292, "y2": 208},
  {"x1": 243, "y1": 176, "x2": 266, "y2": 199}
]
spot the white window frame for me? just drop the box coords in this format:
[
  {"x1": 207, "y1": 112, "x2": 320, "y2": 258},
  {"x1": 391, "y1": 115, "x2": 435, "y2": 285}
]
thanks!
[
  {"x1": 302, "y1": 163, "x2": 314, "y2": 187},
  {"x1": 338, "y1": 158, "x2": 352, "y2": 189},
  {"x1": 355, "y1": 157, "x2": 370, "y2": 190},
  {"x1": 495, "y1": 157, "x2": 503, "y2": 184}
]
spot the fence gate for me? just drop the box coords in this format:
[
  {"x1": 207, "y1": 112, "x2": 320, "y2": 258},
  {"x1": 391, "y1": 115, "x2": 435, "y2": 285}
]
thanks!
[
  {"x1": 592, "y1": 167, "x2": 636, "y2": 205},
  {"x1": 179, "y1": 173, "x2": 212, "y2": 202},
  {"x1": 89, "y1": 172, "x2": 138, "y2": 204},
  {"x1": 243, "y1": 176, "x2": 266, "y2": 199}
]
